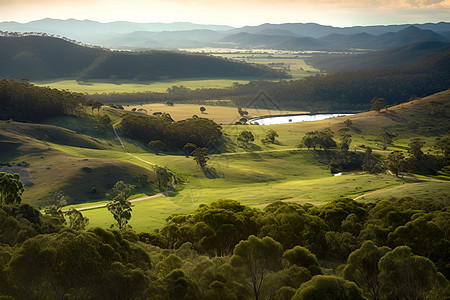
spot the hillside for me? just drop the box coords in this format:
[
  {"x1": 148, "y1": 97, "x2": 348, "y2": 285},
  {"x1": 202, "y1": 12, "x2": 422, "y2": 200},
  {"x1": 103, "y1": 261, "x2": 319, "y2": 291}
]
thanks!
[
  {"x1": 0, "y1": 121, "x2": 156, "y2": 205},
  {"x1": 231, "y1": 49, "x2": 450, "y2": 111},
  {"x1": 305, "y1": 41, "x2": 450, "y2": 72},
  {"x1": 0, "y1": 36, "x2": 286, "y2": 80}
]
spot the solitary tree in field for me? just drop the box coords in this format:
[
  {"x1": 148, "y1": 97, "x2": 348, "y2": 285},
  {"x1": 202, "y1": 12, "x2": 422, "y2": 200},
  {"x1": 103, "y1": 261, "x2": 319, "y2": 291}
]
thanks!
[
  {"x1": 154, "y1": 166, "x2": 174, "y2": 190},
  {"x1": 237, "y1": 130, "x2": 255, "y2": 148},
  {"x1": 387, "y1": 151, "x2": 405, "y2": 177},
  {"x1": 107, "y1": 181, "x2": 135, "y2": 230},
  {"x1": 370, "y1": 97, "x2": 387, "y2": 113},
  {"x1": 200, "y1": 106, "x2": 206, "y2": 114},
  {"x1": 192, "y1": 147, "x2": 209, "y2": 170},
  {"x1": 338, "y1": 128, "x2": 352, "y2": 152},
  {"x1": 265, "y1": 129, "x2": 279, "y2": 144}
]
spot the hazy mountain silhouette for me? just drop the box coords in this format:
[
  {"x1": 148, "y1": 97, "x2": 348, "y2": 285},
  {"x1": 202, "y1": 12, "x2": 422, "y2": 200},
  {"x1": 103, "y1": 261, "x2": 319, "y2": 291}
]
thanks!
[{"x1": 1, "y1": 19, "x2": 450, "y2": 51}]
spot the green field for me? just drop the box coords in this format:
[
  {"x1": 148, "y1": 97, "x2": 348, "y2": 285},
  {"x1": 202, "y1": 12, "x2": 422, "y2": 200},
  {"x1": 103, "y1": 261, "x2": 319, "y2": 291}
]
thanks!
[
  {"x1": 32, "y1": 52, "x2": 323, "y2": 93},
  {"x1": 33, "y1": 77, "x2": 254, "y2": 94},
  {"x1": 3, "y1": 90, "x2": 448, "y2": 232}
]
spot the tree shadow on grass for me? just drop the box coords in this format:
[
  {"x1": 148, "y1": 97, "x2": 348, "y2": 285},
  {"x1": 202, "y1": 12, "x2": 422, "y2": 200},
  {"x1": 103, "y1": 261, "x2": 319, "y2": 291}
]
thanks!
[{"x1": 203, "y1": 166, "x2": 224, "y2": 179}]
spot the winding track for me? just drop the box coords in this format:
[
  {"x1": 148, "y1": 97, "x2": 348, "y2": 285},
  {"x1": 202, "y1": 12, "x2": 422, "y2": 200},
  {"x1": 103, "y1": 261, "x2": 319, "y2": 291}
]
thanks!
[{"x1": 69, "y1": 123, "x2": 171, "y2": 212}]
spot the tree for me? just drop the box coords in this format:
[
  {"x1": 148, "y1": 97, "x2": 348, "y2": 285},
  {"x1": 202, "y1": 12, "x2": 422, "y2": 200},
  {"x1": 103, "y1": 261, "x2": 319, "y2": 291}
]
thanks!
[
  {"x1": 95, "y1": 115, "x2": 111, "y2": 134},
  {"x1": 292, "y1": 275, "x2": 366, "y2": 300},
  {"x1": 338, "y1": 128, "x2": 352, "y2": 152},
  {"x1": 192, "y1": 147, "x2": 209, "y2": 170},
  {"x1": 283, "y1": 246, "x2": 322, "y2": 275},
  {"x1": 388, "y1": 216, "x2": 444, "y2": 258},
  {"x1": 106, "y1": 181, "x2": 135, "y2": 230},
  {"x1": 200, "y1": 106, "x2": 206, "y2": 114},
  {"x1": 386, "y1": 151, "x2": 405, "y2": 177},
  {"x1": 264, "y1": 129, "x2": 279, "y2": 144},
  {"x1": 148, "y1": 140, "x2": 165, "y2": 155},
  {"x1": 377, "y1": 129, "x2": 396, "y2": 150},
  {"x1": 434, "y1": 137, "x2": 450, "y2": 162},
  {"x1": 230, "y1": 235, "x2": 283, "y2": 300},
  {"x1": 378, "y1": 246, "x2": 448, "y2": 300},
  {"x1": 408, "y1": 138, "x2": 425, "y2": 160},
  {"x1": 343, "y1": 241, "x2": 391, "y2": 300},
  {"x1": 183, "y1": 143, "x2": 198, "y2": 157},
  {"x1": 300, "y1": 129, "x2": 336, "y2": 150},
  {"x1": 362, "y1": 147, "x2": 384, "y2": 174},
  {"x1": 66, "y1": 208, "x2": 89, "y2": 230},
  {"x1": 237, "y1": 131, "x2": 255, "y2": 148},
  {"x1": 0, "y1": 172, "x2": 24, "y2": 204},
  {"x1": 238, "y1": 107, "x2": 249, "y2": 117},
  {"x1": 154, "y1": 166, "x2": 174, "y2": 190},
  {"x1": 370, "y1": 97, "x2": 386, "y2": 113}
]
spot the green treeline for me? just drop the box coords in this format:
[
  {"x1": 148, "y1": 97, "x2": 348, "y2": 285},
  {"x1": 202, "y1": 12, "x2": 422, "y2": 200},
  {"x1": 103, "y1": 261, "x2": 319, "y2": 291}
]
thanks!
[
  {"x1": 0, "y1": 195, "x2": 448, "y2": 299},
  {"x1": 0, "y1": 79, "x2": 101, "y2": 122},
  {"x1": 92, "y1": 50, "x2": 450, "y2": 112},
  {"x1": 120, "y1": 114, "x2": 223, "y2": 151}
]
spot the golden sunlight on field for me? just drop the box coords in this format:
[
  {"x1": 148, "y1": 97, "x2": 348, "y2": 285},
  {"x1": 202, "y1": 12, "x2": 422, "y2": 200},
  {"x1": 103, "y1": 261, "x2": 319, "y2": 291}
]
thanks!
[{"x1": 125, "y1": 103, "x2": 308, "y2": 124}]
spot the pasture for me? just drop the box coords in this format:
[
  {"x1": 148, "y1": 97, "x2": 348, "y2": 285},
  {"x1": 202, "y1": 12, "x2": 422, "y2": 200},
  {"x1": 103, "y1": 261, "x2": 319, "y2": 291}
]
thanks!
[{"x1": 32, "y1": 51, "x2": 323, "y2": 93}]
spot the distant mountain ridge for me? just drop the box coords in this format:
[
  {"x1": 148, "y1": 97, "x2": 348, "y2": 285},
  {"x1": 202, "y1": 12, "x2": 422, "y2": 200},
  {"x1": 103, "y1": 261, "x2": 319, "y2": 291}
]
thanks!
[
  {"x1": 1, "y1": 18, "x2": 449, "y2": 50},
  {"x1": 0, "y1": 35, "x2": 285, "y2": 80},
  {"x1": 305, "y1": 41, "x2": 450, "y2": 72}
]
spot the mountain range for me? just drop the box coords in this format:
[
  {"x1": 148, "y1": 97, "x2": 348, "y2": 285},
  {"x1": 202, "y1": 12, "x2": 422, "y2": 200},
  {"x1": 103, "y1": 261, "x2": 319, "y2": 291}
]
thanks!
[{"x1": 1, "y1": 19, "x2": 450, "y2": 51}]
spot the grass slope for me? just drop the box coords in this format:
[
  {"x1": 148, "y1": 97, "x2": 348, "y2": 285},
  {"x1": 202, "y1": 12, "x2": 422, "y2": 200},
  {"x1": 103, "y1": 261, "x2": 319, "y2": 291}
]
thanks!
[
  {"x1": 2, "y1": 90, "x2": 448, "y2": 231},
  {"x1": 0, "y1": 121, "x2": 156, "y2": 206}
]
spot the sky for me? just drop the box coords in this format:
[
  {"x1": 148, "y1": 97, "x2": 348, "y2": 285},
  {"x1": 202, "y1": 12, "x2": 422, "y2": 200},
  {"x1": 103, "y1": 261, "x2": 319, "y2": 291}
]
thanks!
[{"x1": 1, "y1": 0, "x2": 449, "y2": 27}]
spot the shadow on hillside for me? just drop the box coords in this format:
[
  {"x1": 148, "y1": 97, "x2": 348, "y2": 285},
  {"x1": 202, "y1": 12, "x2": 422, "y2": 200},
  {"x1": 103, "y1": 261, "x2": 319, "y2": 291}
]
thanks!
[{"x1": 203, "y1": 166, "x2": 224, "y2": 179}]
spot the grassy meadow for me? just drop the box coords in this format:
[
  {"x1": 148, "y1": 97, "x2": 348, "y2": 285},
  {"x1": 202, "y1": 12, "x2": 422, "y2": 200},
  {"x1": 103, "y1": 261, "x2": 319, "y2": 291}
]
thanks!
[
  {"x1": 32, "y1": 52, "x2": 323, "y2": 93},
  {"x1": 2, "y1": 89, "x2": 448, "y2": 231}
]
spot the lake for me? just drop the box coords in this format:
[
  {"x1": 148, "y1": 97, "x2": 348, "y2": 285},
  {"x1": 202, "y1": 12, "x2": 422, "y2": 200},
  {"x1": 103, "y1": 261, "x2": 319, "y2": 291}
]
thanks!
[{"x1": 250, "y1": 113, "x2": 353, "y2": 125}]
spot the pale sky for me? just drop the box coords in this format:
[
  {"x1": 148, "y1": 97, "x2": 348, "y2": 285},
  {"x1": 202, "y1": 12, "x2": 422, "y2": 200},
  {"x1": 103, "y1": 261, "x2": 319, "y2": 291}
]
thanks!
[{"x1": 1, "y1": 0, "x2": 449, "y2": 27}]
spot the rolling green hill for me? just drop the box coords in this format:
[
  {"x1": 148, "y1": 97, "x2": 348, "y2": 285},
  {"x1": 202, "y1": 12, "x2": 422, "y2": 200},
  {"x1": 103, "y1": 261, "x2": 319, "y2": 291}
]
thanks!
[{"x1": 0, "y1": 121, "x2": 156, "y2": 206}]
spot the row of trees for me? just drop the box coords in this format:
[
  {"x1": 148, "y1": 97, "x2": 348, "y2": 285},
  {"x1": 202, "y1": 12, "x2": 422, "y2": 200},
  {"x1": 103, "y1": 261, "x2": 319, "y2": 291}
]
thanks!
[
  {"x1": 91, "y1": 50, "x2": 450, "y2": 113},
  {"x1": 120, "y1": 113, "x2": 223, "y2": 151},
  {"x1": 0, "y1": 79, "x2": 102, "y2": 122}
]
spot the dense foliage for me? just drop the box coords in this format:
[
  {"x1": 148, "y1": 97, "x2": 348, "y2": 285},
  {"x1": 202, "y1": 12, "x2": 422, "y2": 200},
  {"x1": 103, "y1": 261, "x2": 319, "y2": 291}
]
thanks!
[
  {"x1": 0, "y1": 79, "x2": 101, "y2": 122},
  {"x1": 120, "y1": 114, "x2": 223, "y2": 151},
  {"x1": 0, "y1": 36, "x2": 287, "y2": 81},
  {"x1": 1, "y1": 193, "x2": 448, "y2": 299},
  {"x1": 92, "y1": 50, "x2": 450, "y2": 112}
]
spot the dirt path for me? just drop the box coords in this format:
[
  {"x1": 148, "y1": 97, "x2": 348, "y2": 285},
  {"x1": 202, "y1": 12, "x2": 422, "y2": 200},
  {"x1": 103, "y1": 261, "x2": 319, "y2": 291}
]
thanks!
[
  {"x1": 67, "y1": 123, "x2": 172, "y2": 212},
  {"x1": 73, "y1": 189, "x2": 173, "y2": 211}
]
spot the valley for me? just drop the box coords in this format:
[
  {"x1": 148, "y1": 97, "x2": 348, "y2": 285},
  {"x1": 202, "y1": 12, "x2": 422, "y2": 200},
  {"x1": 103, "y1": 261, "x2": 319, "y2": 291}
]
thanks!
[{"x1": 0, "y1": 16, "x2": 449, "y2": 300}]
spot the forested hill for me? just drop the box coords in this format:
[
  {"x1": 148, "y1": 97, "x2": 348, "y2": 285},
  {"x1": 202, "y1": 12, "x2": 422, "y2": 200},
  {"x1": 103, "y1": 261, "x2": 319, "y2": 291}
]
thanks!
[
  {"x1": 94, "y1": 50, "x2": 450, "y2": 112},
  {"x1": 305, "y1": 41, "x2": 450, "y2": 72},
  {"x1": 233, "y1": 49, "x2": 450, "y2": 111},
  {"x1": 0, "y1": 36, "x2": 286, "y2": 80}
]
